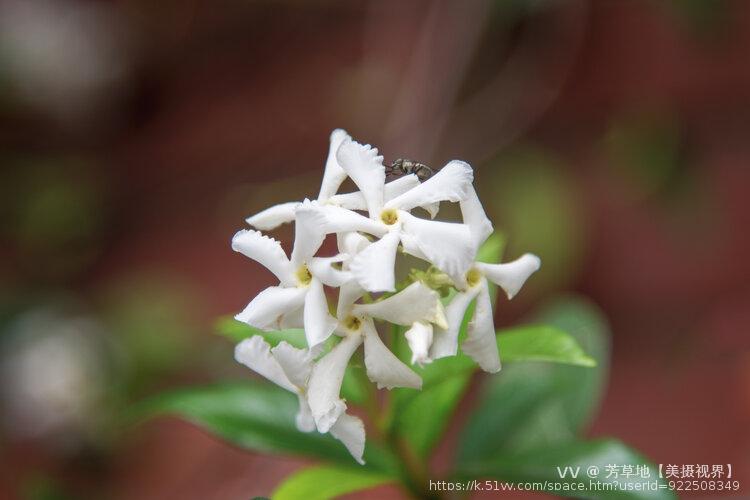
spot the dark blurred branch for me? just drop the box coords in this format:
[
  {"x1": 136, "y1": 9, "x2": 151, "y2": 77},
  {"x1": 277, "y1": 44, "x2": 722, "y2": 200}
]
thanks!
[
  {"x1": 443, "y1": 0, "x2": 589, "y2": 163},
  {"x1": 368, "y1": 0, "x2": 491, "y2": 161}
]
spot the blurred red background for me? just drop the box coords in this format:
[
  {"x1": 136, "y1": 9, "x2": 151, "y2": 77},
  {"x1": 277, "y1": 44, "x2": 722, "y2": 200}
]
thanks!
[{"x1": 1, "y1": 0, "x2": 749, "y2": 498}]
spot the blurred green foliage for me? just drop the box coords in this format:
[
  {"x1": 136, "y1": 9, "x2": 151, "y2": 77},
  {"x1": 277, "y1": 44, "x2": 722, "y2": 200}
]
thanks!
[
  {"x1": 0, "y1": 158, "x2": 106, "y2": 281},
  {"x1": 483, "y1": 147, "x2": 585, "y2": 292},
  {"x1": 605, "y1": 111, "x2": 683, "y2": 200},
  {"x1": 664, "y1": 0, "x2": 730, "y2": 38},
  {"x1": 132, "y1": 381, "x2": 398, "y2": 472},
  {"x1": 21, "y1": 475, "x2": 77, "y2": 500},
  {"x1": 459, "y1": 297, "x2": 609, "y2": 460},
  {"x1": 273, "y1": 466, "x2": 393, "y2": 500}
]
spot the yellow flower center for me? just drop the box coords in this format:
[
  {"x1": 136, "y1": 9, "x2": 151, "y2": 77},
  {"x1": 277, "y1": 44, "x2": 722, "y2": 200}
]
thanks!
[
  {"x1": 343, "y1": 315, "x2": 362, "y2": 331},
  {"x1": 295, "y1": 264, "x2": 312, "y2": 286},
  {"x1": 466, "y1": 267, "x2": 482, "y2": 288},
  {"x1": 380, "y1": 208, "x2": 399, "y2": 225}
]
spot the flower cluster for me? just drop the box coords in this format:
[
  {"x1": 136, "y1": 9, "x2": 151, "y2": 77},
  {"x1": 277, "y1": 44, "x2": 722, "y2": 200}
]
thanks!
[{"x1": 232, "y1": 130, "x2": 540, "y2": 464}]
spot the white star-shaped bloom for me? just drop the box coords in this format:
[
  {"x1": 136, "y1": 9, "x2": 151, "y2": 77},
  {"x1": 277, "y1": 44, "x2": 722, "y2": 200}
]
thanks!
[
  {"x1": 306, "y1": 281, "x2": 446, "y2": 433},
  {"x1": 234, "y1": 335, "x2": 366, "y2": 464},
  {"x1": 246, "y1": 129, "x2": 435, "y2": 231},
  {"x1": 429, "y1": 187, "x2": 541, "y2": 372},
  {"x1": 233, "y1": 202, "x2": 350, "y2": 347},
  {"x1": 310, "y1": 139, "x2": 478, "y2": 293}
]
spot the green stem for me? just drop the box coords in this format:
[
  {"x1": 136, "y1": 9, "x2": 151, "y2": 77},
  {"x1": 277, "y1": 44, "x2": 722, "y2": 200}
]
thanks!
[
  {"x1": 390, "y1": 433, "x2": 437, "y2": 499},
  {"x1": 364, "y1": 325, "x2": 440, "y2": 498},
  {"x1": 378, "y1": 380, "x2": 438, "y2": 498}
]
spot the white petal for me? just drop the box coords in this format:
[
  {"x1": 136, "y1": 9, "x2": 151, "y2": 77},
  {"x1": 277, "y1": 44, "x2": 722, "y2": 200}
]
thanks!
[
  {"x1": 329, "y1": 412, "x2": 366, "y2": 465},
  {"x1": 362, "y1": 319, "x2": 421, "y2": 389},
  {"x1": 278, "y1": 306, "x2": 304, "y2": 329},
  {"x1": 295, "y1": 394, "x2": 316, "y2": 433},
  {"x1": 476, "y1": 253, "x2": 541, "y2": 299},
  {"x1": 232, "y1": 229, "x2": 294, "y2": 286},
  {"x1": 399, "y1": 212, "x2": 475, "y2": 284},
  {"x1": 384, "y1": 160, "x2": 473, "y2": 211},
  {"x1": 398, "y1": 230, "x2": 428, "y2": 260},
  {"x1": 326, "y1": 191, "x2": 366, "y2": 212},
  {"x1": 303, "y1": 277, "x2": 337, "y2": 347},
  {"x1": 405, "y1": 321, "x2": 433, "y2": 366},
  {"x1": 460, "y1": 186, "x2": 493, "y2": 249},
  {"x1": 336, "y1": 280, "x2": 365, "y2": 319},
  {"x1": 430, "y1": 286, "x2": 481, "y2": 360},
  {"x1": 307, "y1": 331, "x2": 363, "y2": 432},
  {"x1": 462, "y1": 280, "x2": 500, "y2": 373},
  {"x1": 326, "y1": 190, "x2": 366, "y2": 211},
  {"x1": 337, "y1": 231, "x2": 370, "y2": 257},
  {"x1": 234, "y1": 336, "x2": 296, "y2": 392},
  {"x1": 329, "y1": 174, "x2": 420, "y2": 211},
  {"x1": 291, "y1": 200, "x2": 329, "y2": 268},
  {"x1": 336, "y1": 139, "x2": 385, "y2": 218},
  {"x1": 318, "y1": 129, "x2": 351, "y2": 201},
  {"x1": 271, "y1": 341, "x2": 313, "y2": 388},
  {"x1": 319, "y1": 205, "x2": 388, "y2": 237},
  {"x1": 236, "y1": 286, "x2": 307, "y2": 330},
  {"x1": 384, "y1": 175, "x2": 422, "y2": 202},
  {"x1": 348, "y1": 229, "x2": 400, "y2": 292},
  {"x1": 309, "y1": 255, "x2": 351, "y2": 287},
  {"x1": 246, "y1": 202, "x2": 300, "y2": 231},
  {"x1": 352, "y1": 281, "x2": 447, "y2": 328}
]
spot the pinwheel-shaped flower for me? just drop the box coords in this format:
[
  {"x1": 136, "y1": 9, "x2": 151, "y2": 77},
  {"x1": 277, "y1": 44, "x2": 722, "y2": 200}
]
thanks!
[
  {"x1": 246, "y1": 129, "x2": 434, "y2": 231},
  {"x1": 232, "y1": 204, "x2": 347, "y2": 347},
  {"x1": 234, "y1": 335, "x2": 366, "y2": 463},
  {"x1": 429, "y1": 188, "x2": 541, "y2": 372},
  {"x1": 307, "y1": 281, "x2": 446, "y2": 433},
  {"x1": 311, "y1": 139, "x2": 479, "y2": 292}
]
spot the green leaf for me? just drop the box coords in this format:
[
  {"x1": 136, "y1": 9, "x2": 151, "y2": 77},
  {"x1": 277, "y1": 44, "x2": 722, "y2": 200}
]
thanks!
[
  {"x1": 131, "y1": 382, "x2": 396, "y2": 471},
  {"x1": 215, "y1": 316, "x2": 307, "y2": 348},
  {"x1": 273, "y1": 465, "x2": 395, "y2": 500},
  {"x1": 458, "y1": 296, "x2": 610, "y2": 461},
  {"x1": 394, "y1": 322, "x2": 594, "y2": 398},
  {"x1": 458, "y1": 439, "x2": 675, "y2": 500},
  {"x1": 535, "y1": 297, "x2": 610, "y2": 432},
  {"x1": 390, "y1": 306, "x2": 597, "y2": 458},
  {"x1": 498, "y1": 324, "x2": 596, "y2": 367}
]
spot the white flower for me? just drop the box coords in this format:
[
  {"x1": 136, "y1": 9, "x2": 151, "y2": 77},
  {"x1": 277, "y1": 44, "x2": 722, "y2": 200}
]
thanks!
[
  {"x1": 351, "y1": 281, "x2": 447, "y2": 367},
  {"x1": 232, "y1": 203, "x2": 348, "y2": 347},
  {"x1": 404, "y1": 321, "x2": 433, "y2": 367},
  {"x1": 307, "y1": 282, "x2": 447, "y2": 433},
  {"x1": 430, "y1": 188, "x2": 541, "y2": 372},
  {"x1": 234, "y1": 336, "x2": 365, "y2": 464},
  {"x1": 333, "y1": 231, "x2": 370, "y2": 319},
  {"x1": 307, "y1": 317, "x2": 420, "y2": 433},
  {"x1": 315, "y1": 139, "x2": 477, "y2": 292},
  {"x1": 246, "y1": 130, "x2": 436, "y2": 231},
  {"x1": 231, "y1": 128, "x2": 542, "y2": 465}
]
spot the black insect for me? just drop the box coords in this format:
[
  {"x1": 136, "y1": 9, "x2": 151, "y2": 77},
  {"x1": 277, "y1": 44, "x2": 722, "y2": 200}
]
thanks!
[{"x1": 386, "y1": 158, "x2": 435, "y2": 181}]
